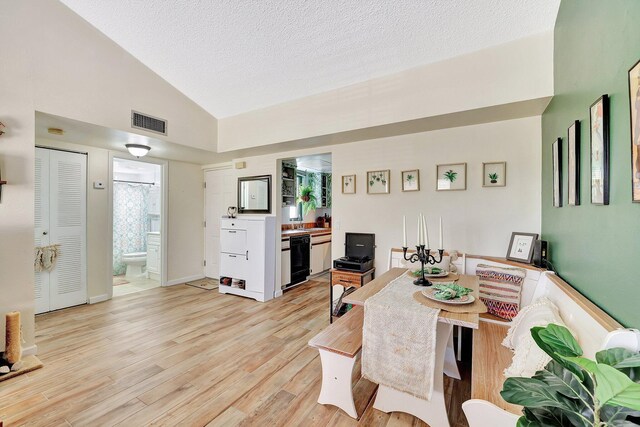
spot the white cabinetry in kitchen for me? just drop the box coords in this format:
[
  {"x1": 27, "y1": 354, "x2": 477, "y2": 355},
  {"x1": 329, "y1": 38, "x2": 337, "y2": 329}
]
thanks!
[
  {"x1": 219, "y1": 215, "x2": 276, "y2": 302},
  {"x1": 310, "y1": 233, "x2": 332, "y2": 276}
]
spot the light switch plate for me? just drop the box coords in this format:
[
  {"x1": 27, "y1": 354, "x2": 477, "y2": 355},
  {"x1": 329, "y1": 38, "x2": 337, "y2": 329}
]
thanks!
[{"x1": 93, "y1": 181, "x2": 105, "y2": 189}]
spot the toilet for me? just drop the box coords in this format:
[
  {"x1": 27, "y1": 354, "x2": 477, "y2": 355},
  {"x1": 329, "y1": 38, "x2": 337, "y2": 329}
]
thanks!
[{"x1": 121, "y1": 252, "x2": 147, "y2": 278}]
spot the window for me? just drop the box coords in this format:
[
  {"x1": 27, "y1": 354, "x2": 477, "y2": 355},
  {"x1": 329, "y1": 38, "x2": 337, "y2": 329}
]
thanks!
[{"x1": 289, "y1": 173, "x2": 305, "y2": 221}]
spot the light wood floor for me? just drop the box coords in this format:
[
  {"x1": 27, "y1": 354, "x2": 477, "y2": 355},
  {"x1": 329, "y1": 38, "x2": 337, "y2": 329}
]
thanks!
[{"x1": 1, "y1": 275, "x2": 470, "y2": 426}]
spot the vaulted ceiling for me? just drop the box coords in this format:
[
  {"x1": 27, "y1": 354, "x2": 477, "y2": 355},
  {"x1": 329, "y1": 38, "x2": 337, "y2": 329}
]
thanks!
[{"x1": 59, "y1": 0, "x2": 560, "y2": 118}]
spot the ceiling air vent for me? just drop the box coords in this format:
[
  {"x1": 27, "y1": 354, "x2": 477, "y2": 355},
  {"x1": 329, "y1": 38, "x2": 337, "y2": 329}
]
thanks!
[{"x1": 131, "y1": 110, "x2": 167, "y2": 136}]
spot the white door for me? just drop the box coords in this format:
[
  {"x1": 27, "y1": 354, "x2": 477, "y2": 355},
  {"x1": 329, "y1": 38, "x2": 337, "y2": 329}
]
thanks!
[
  {"x1": 204, "y1": 168, "x2": 236, "y2": 279},
  {"x1": 35, "y1": 148, "x2": 87, "y2": 314}
]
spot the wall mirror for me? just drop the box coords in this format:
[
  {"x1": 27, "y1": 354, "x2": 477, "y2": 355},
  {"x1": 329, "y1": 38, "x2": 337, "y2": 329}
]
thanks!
[{"x1": 238, "y1": 175, "x2": 272, "y2": 214}]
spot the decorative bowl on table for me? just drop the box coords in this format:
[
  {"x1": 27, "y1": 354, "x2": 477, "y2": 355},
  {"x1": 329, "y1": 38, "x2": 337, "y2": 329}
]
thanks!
[
  {"x1": 421, "y1": 283, "x2": 475, "y2": 305},
  {"x1": 412, "y1": 267, "x2": 449, "y2": 278}
]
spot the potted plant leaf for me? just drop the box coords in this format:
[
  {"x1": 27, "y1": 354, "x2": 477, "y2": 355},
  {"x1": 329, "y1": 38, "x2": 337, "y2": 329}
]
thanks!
[
  {"x1": 489, "y1": 173, "x2": 499, "y2": 184},
  {"x1": 297, "y1": 184, "x2": 317, "y2": 216},
  {"x1": 501, "y1": 324, "x2": 640, "y2": 426}
]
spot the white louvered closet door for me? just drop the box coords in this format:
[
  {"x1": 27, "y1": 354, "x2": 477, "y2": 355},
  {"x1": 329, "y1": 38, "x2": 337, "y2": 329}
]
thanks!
[
  {"x1": 35, "y1": 149, "x2": 51, "y2": 314},
  {"x1": 35, "y1": 148, "x2": 87, "y2": 313}
]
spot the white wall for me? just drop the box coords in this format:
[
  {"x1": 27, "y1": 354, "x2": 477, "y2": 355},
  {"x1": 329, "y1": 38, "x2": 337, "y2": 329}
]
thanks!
[
  {"x1": 224, "y1": 115, "x2": 541, "y2": 286},
  {"x1": 0, "y1": 0, "x2": 216, "y2": 352},
  {"x1": 330, "y1": 116, "x2": 542, "y2": 273},
  {"x1": 218, "y1": 32, "x2": 553, "y2": 152}
]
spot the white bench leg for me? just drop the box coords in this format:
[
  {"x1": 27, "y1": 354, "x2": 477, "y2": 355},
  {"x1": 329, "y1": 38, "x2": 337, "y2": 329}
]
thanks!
[
  {"x1": 457, "y1": 325, "x2": 463, "y2": 362},
  {"x1": 373, "y1": 322, "x2": 452, "y2": 427},
  {"x1": 444, "y1": 326, "x2": 461, "y2": 380},
  {"x1": 317, "y1": 348, "x2": 358, "y2": 419}
]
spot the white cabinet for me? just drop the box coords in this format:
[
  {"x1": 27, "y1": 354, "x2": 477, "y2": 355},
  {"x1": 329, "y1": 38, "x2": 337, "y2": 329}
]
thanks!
[
  {"x1": 219, "y1": 216, "x2": 276, "y2": 302},
  {"x1": 281, "y1": 239, "x2": 291, "y2": 288},
  {"x1": 311, "y1": 244, "x2": 324, "y2": 275},
  {"x1": 310, "y1": 233, "x2": 332, "y2": 276},
  {"x1": 146, "y1": 232, "x2": 161, "y2": 280}
]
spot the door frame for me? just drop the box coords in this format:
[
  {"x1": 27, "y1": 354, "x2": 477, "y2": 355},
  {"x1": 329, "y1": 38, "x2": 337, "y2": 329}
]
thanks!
[{"x1": 108, "y1": 152, "x2": 168, "y2": 297}]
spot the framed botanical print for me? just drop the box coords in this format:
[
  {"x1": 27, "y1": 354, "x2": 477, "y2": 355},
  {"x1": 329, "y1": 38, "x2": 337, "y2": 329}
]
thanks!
[
  {"x1": 436, "y1": 163, "x2": 466, "y2": 191},
  {"x1": 629, "y1": 59, "x2": 640, "y2": 202},
  {"x1": 342, "y1": 175, "x2": 356, "y2": 194},
  {"x1": 482, "y1": 162, "x2": 506, "y2": 187},
  {"x1": 367, "y1": 170, "x2": 390, "y2": 194},
  {"x1": 590, "y1": 94, "x2": 610, "y2": 205},
  {"x1": 401, "y1": 169, "x2": 420, "y2": 192},
  {"x1": 553, "y1": 138, "x2": 562, "y2": 208},
  {"x1": 506, "y1": 232, "x2": 539, "y2": 264},
  {"x1": 568, "y1": 120, "x2": 581, "y2": 206}
]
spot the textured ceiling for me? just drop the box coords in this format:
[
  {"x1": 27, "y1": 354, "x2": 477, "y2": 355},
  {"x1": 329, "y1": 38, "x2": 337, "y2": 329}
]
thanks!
[{"x1": 59, "y1": 0, "x2": 559, "y2": 118}]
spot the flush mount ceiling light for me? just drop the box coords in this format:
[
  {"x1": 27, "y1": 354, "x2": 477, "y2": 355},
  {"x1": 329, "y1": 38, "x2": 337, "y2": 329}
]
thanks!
[{"x1": 125, "y1": 143, "x2": 151, "y2": 158}]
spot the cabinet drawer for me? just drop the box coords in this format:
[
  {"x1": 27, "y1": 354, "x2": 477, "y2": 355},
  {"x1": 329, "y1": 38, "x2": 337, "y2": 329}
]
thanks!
[
  {"x1": 220, "y1": 218, "x2": 247, "y2": 230},
  {"x1": 331, "y1": 271, "x2": 361, "y2": 287},
  {"x1": 220, "y1": 252, "x2": 249, "y2": 280},
  {"x1": 220, "y1": 228, "x2": 247, "y2": 255}
]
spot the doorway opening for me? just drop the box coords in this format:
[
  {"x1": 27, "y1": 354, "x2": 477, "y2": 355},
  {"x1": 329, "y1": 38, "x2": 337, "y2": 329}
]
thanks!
[{"x1": 112, "y1": 157, "x2": 164, "y2": 297}]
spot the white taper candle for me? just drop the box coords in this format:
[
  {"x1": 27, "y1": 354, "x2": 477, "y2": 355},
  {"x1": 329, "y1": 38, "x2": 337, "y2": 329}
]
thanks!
[
  {"x1": 439, "y1": 216, "x2": 443, "y2": 249},
  {"x1": 403, "y1": 215, "x2": 407, "y2": 247},
  {"x1": 422, "y1": 214, "x2": 429, "y2": 248},
  {"x1": 417, "y1": 215, "x2": 421, "y2": 246}
]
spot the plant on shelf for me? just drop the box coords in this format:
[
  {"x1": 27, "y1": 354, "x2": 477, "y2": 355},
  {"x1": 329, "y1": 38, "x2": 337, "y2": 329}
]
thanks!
[
  {"x1": 297, "y1": 184, "x2": 317, "y2": 216},
  {"x1": 489, "y1": 173, "x2": 499, "y2": 184},
  {"x1": 444, "y1": 170, "x2": 457, "y2": 182},
  {"x1": 501, "y1": 324, "x2": 640, "y2": 427}
]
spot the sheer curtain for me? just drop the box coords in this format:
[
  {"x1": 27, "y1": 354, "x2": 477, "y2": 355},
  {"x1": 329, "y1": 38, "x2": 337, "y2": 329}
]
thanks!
[{"x1": 113, "y1": 182, "x2": 150, "y2": 275}]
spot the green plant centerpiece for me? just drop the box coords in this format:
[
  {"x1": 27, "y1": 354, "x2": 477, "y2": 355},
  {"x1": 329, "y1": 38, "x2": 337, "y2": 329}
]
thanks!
[
  {"x1": 444, "y1": 170, "x2": 458, "y2": 182},
  {"x1": 489, "y1": 172, "x2": 499, "y2": 184},
  {"x1": 501, "y1": 324, "x2": 640, "y2": 426},
  {"x1": 297, "y1": 184, "x2": 317, "y2": 216}
]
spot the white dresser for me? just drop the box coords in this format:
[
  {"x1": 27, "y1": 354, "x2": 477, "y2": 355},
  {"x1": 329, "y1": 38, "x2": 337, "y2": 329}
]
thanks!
[{"x1": 219, "y1": 215, "x2": 276, "y2": 302}]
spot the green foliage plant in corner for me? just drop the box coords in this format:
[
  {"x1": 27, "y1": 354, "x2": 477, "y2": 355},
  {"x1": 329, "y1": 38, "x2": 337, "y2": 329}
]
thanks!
[
  {"x1": 501, "y1": 324, "x2": 640, "y2": 427},
  {"x1": 297, "y1": 184, "x2": 317, "y2": 217}
]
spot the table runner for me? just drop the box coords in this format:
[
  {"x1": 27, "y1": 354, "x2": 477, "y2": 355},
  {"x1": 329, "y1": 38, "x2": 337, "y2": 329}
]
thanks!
[{"x1": 362, "y1": 271, "x2": 440, "y2": 400}]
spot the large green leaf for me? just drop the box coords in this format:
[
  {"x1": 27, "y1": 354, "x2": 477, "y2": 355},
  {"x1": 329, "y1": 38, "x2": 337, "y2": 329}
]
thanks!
[
  {"x1": 562, "y1": 356, "x2": 598, "y2": 374},
  {"x1": 597, "y1": 348, "x2": 640, "y2": 368},
  {"x1": 600, "y1": 404, "x2": 640, "y2": 425},
  {"x1": 524, "y1": 406, "x2": 592, "y2": 427},
  {"x1": 537, "y1": 324, "x2": 583, "y2": 357},
  {"x1": 516, "y1": 415, "x2": 541, "y2": 427},
  {"x1": 534, "y1": 360, "x2": 593, "y2": 403},
  {"x1": 501, "y1": 377, "x2": 573, "y2": 410},
  {"x1": 531, "y1": 326, "x2": 585, "y2": 381},
  {"x1": 595, "y1": 364, "x2": 640, "y2": 411}
]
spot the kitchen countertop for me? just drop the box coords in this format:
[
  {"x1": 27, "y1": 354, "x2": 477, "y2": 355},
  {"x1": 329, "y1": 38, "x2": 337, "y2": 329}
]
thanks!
[{"x1": 281, "y1": 228, "x2": 332, "y2": 240}]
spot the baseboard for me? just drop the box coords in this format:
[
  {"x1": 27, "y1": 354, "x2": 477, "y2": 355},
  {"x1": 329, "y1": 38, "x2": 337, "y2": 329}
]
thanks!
[
  {"x1": 165, "y1": 274, "x2": 206, "y2": 287},
  {"x1": 89, "y1": 294, "x2": 110, "y2": 304},
  {"x1": 22, "y1": 344, "x2": 38, "y2": 357}
]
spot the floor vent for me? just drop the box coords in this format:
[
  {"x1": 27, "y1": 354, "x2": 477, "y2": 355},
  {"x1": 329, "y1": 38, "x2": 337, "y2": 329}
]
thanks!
[{"x1": 131, "y1": 111, "x2": 167, "y2": 135}]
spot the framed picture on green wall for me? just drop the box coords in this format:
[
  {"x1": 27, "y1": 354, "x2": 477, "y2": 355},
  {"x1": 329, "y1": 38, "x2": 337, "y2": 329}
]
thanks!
[
  {"x1": 629, "y1": 60, "x2": 640, "y2": 202},
  {"x1": 568, "y1": 120, "x2": 580, "y2": 206},
  {"x1": 590, "y1": 94, "x2": 610, "y2": 205},
  {"x1": 553, "y1": 138, "x2": 562, "y2": 208}
]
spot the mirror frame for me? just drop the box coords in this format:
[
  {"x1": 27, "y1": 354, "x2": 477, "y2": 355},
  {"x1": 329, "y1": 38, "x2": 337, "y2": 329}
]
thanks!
[{"x1": 237, "y1": 174, "x2": 272, "y2": 214}]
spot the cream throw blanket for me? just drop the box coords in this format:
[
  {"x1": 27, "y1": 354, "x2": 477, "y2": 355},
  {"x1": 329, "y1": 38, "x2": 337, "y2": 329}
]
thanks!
[{"x1": 362, "y1": 272, "x2": 440, "y2": 400}]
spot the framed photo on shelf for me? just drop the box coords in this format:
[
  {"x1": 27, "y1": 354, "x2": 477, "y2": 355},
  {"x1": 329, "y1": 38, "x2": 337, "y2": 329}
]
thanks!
[
  {"x1": 482, "y1": 162, "x2": 506, "y2": 187},
  {"x1": 553, "y1": 138, "x2": 563, "y2": 208},
  {"x1": 401, "y1": 169, "x2": 420, "y2": 192},
  {"x1": 436, "y1": 163, "x2": 466, "y2": 191},
  {"x1": 506, "y1": 232, "x2": 539, "y2": 264},
  {"x1": 629, "y1": 59, "x2": 640, "y2": 202},
  {"x1": 366, "y1": 170, "x2": 390, "y2": 194},
  {"x1": 568, "y1": 120, "x2": 581, "y2": 206},
  {"x1": 342, "y1": 175, "x2": 356, "y2": 194},
  {"x1": 590, "y1": 94, "x2": 610, "y2": 205}
]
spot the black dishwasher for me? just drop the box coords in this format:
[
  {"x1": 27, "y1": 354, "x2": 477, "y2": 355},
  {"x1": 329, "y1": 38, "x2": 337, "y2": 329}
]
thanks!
[{"x1": 290, "y1": 234, "x2": 310, "y2": 286}]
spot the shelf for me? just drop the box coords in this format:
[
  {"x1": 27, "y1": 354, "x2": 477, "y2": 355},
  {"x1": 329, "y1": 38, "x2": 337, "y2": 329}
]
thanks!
[
  {"x1": 283, "y1": 195, "x2": 295, "y2": 198},
  {"x1": 282, "y1": 177, "x2": 295, "y2": 181}
]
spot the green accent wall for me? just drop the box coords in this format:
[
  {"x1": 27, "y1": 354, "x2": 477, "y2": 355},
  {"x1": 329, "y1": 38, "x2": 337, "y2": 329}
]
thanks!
[{"x1": 542, "y1": 0, "x2": 640, "y2": 328}]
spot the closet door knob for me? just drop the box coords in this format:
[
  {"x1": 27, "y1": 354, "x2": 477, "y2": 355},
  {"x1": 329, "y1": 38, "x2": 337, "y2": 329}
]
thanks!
[{"x1": 42, "y1": 231, "x2": 48, "y2": 235}]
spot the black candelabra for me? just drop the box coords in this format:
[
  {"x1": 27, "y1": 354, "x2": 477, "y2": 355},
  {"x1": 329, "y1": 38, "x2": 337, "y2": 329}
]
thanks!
[{"x1": 403, "y1": 246, "x2": 444, "y2": 286}]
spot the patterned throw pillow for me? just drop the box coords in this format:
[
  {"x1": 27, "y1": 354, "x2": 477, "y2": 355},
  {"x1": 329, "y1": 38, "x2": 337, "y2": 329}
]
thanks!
[{"x1": 476, "y1": 263, "x2": 527, "y2": 321}]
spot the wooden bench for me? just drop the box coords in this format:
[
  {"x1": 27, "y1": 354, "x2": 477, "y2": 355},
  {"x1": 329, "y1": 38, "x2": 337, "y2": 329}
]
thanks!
[
  {"x1": 463, "y1": 270, "x2": 640, "y2": 427},
  {"x1": 308, "y1": 305, "x2": 364, "y2": 419}
]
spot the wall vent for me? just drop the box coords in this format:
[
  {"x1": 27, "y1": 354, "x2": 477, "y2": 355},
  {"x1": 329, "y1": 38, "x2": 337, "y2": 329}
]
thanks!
[{"x1": 131, "y1": 110, "x2": 167, "y2": 135}]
